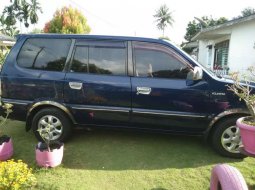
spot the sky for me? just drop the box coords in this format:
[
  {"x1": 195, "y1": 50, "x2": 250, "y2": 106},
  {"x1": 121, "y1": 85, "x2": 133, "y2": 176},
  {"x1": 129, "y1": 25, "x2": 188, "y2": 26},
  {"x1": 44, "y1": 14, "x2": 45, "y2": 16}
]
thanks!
[{"x1": 1, "y1": 0, "x2": 255, "y2": 44}]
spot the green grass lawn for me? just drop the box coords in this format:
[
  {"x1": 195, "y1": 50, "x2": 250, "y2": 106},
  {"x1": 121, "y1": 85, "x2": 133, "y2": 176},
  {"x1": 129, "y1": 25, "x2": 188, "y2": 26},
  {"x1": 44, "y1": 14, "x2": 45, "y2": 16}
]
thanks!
[{"x1": 3, "y1": 120, "x2": 255, "y2": 190}]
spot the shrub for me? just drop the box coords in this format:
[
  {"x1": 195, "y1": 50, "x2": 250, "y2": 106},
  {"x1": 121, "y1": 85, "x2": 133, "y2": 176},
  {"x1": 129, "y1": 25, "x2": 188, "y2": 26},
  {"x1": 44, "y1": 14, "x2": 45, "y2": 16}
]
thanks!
[
  {"x1": 227, "y1": 66, "x2": 255, "y2": 124},
  {"x1": 0, "y1": 159, "x2": 37, "y2": 190},
  {"x1": 0, "y1": 47, "x2": 9, "y2": 65},
  {"x1": 0, "y1": 103, "x2": 13, "y2": 136}
]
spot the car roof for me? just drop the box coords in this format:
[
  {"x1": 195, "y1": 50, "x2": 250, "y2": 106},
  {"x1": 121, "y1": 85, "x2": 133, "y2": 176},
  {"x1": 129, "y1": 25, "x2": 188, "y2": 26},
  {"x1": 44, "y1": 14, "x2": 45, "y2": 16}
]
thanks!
[{"x1": 17, "y1": 34, "x2": 171, "y2": 45}]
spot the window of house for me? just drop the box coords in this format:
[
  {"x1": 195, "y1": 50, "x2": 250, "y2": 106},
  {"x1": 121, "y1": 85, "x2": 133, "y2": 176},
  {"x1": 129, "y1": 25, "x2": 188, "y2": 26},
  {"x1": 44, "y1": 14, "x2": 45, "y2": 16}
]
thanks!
[
  {"x1": 214, "y1": 40, "x2": 229, "y2": 69},
  {"x1": 17, "y1": 38, "x2": 71, "y2": 71},
  {"x1": 70, "y1": 41, "x2": 126, "y2": 76},
  {"x1": 133, "y1": 42, "x2": 190, "y2": 79}
]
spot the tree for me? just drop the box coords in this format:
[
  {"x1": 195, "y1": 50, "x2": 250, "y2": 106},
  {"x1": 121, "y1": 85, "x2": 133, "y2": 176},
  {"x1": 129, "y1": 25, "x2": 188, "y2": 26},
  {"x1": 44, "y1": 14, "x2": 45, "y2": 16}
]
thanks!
[
  {"x1": 0, "y1": 6, "x2": 19, "y2": 36},
  {"x1": 15, "y1": 0, "x2": 30, "y2": 28},
  {"x1": 43, "y1": 6, "x2": 91, "y2": 34},
  {"x1": 241, "y1": 7, "x2": 255, "y2": 17},
  {"x1": 29, "y1": 0, "x2": 43, "y2": 25},
  {"x1": 184, "y1": 16, "x2": 228, "y2": 42},
  {"x1": 30, "y1": 27, "x2": 42, "y2": 33},
  {"x1": 159, "y1": 36, "x2": 170, "y2": 41},
  {"x1": 184, "y1": 20, "x2": 201, "y2": 42},
  {"x1": 154, "y1": 4, "x2": 174, "y2": 37},
  {"x1": 0, "y1": 0, "x2": 42, "y2": 35}
]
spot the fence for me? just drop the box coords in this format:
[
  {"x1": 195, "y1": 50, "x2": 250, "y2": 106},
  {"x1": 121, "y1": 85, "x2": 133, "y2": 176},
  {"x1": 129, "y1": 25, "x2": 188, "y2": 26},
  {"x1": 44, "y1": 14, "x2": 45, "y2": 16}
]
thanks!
[{"x1": 213, "y1": 69, "x2": 229, "y2": 77}]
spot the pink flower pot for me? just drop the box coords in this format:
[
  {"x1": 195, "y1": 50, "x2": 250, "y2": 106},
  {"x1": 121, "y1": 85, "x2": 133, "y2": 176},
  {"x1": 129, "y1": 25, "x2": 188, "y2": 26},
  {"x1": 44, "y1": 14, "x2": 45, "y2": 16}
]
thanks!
[
  {"x1": 36, "y1": 143, "x2": 64, "y2": 168},
  {"x1": 0, "y1": 138, "x2": 13, "y2": 161},
  {"x1": 237, "y1": 117, "x2": 255, "y2": 155}
]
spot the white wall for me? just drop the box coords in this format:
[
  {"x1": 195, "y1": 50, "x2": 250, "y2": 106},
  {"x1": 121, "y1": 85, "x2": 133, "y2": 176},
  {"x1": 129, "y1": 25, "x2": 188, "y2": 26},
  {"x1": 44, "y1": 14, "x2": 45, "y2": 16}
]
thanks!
[
  {"x1": 197, "y1": 20, "x2": 255, "y2": 74},
  {"x1": 198, "y1": 41, "x2": 208, "y2": 67},
  {"x1": 228, "y1": 20, "x2": 255, "y2": 74}
]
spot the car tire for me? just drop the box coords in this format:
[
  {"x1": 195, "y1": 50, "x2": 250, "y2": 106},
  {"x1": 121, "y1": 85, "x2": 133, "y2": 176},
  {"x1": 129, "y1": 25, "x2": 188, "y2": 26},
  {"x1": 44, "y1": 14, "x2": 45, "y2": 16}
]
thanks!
[
  {"x1": 32, "y1": 108, "x2": 73, "y2": 142},
  {"x1": 210, "y1": 164, "x2": 248, "y2": 190},
  {"x1": 211, "y1": 116, "x2": 246, "y2": 158}
]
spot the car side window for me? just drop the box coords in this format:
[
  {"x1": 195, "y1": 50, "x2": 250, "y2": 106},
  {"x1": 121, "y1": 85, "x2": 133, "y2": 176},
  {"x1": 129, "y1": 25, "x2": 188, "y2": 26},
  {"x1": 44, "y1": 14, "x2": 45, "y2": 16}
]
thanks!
[
  {"x1": 133, "y1": 42, "x2": 190, "y2": 79},
  {"x1": 70, "y1": 41, "x2": 126, "y2": 76},
  {"x1": 17, "y1": 38, "x2": 71, "y2": 71},
  {"x1": 71, "y1": 46, "x2": 88, "y2": 73}
]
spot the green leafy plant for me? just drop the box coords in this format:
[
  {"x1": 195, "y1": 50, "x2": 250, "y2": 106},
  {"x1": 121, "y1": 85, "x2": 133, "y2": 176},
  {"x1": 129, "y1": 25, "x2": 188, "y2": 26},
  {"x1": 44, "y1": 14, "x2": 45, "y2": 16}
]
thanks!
[
  {"x1": 0, "y1": 159, "x2": 37, "y2": 190},
  {"x1": 0, "y1": 103, "x2": 13, "y2": 136},
  {"x1": 227, "y1": 66, "x2": 255, "y2": 124},
  {"x1": 37, "y1": 125, "x2": 54, "y2": 151},
  {"x1": 0, "y1": 47, "x2": 10, "y2": 66}
]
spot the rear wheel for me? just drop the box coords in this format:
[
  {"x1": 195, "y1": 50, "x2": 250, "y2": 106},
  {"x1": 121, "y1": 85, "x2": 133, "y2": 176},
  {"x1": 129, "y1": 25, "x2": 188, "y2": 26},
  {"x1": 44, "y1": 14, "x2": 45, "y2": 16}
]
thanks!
[
  {"x1": 32, "y1": 108, "x2": 73, "y2": 142},
  {"x1": 211, "y1": 117, "x2": 246, "y2": 158}
]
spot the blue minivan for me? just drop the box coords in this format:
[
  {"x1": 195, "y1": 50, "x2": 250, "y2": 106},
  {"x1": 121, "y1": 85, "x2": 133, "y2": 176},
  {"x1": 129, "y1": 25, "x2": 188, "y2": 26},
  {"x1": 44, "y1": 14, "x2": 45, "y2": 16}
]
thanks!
[{"x1": 0, "y1": 34, "x2": 252, "y2": 158}]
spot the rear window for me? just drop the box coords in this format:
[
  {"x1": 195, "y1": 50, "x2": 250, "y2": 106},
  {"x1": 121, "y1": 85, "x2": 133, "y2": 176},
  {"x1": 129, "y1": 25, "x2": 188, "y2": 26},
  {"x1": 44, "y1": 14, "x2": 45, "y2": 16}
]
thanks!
[{"x1": 17, "y1": 38, "x2": 71, "y2": 71}]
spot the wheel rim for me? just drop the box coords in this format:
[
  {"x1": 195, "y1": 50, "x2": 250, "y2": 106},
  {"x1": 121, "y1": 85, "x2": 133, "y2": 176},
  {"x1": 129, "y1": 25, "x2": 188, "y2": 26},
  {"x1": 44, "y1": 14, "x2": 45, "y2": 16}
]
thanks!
[
  {"x1": 221, "y1": 125, "x2": 242, "y2": 153},
  {"x1": 38, "y1": 115, "x2": 63, "y2": 141}
]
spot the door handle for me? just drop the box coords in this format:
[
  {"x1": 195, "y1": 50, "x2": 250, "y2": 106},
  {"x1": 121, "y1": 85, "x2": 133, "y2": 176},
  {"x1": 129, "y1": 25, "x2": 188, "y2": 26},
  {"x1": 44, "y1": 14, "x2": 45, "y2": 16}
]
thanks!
[
  {"x1": 136, "y1": 87, "x2": 151, "y2": 95},
  {"x1": 69, "y1": 82, "x2": 82, "y2": 90}
]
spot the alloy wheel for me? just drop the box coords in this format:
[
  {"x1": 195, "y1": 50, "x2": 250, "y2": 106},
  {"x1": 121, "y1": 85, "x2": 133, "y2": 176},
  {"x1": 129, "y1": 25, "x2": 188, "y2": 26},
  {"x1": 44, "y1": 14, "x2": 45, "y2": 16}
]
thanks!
[
  {"x1": 221, "y1": 125, "x2": 242, "y2": 153},
  {"x1": 38, "y1": 115, "x2": 63, "y2": 141}
]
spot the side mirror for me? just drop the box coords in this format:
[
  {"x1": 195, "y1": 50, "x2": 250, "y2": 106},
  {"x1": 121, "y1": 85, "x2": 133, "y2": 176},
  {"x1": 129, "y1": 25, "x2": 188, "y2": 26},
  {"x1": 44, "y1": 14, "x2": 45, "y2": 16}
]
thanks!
[
  {"x1": 186, "y1": 66, "x2": 203, "y2": 86},
  {"x1": 193, "y1": 66, "x2": 203, "y2": 80}
]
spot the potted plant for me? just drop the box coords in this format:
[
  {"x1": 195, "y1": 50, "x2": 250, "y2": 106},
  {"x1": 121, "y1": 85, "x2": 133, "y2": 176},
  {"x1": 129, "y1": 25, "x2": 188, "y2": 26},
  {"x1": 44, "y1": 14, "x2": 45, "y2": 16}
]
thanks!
[
  {"x1": 0, "y1": 103, "x2": 13, "y2": 161},
  {"x1": 228, "y1": 66, "x2": 255, "y2": 155},
  {"x1": 35, "y1": 125, "x2": 64, "y2": 168}
]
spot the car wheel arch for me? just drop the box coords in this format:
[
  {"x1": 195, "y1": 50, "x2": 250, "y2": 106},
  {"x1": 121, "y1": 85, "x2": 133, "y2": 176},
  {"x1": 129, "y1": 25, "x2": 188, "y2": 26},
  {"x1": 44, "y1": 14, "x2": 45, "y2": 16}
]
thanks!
[
  {"x1": 205, "y1": 109, "x2": 249, "y2": 141},
  {"x1": 26, "y1": 101, "x2": 76, "y2": 131}
]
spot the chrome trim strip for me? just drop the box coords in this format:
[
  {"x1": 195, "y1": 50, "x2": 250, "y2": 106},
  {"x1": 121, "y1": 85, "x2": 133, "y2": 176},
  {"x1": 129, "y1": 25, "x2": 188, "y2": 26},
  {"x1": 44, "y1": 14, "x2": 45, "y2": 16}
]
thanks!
[
  {"x1": 133, "y1": 110, "x2": 206, "y2": 118},
  {"x1": 71, "y1": 106, "x2": 130, "y2": 113},
  {"x1": 1, "y1": 98, "x2": 32, "y2": 105},
  {"x1": 3, "y1": 101, "x2": 27, "y2": 105}
]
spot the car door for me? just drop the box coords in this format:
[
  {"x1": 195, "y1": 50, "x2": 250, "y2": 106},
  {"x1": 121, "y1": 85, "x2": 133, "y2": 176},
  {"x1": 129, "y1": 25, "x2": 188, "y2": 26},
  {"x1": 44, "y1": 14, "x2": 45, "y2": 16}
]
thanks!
[
  {"x1": 130, "y1": 41, "x2": 211, "y2": 134},
  {"x1": 64, "y1": 39, "x2": 131, "y2": 127}
]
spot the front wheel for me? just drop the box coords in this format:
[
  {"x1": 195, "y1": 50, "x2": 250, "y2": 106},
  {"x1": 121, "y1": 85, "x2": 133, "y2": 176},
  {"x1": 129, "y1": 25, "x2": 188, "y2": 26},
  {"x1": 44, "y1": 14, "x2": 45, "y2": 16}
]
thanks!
[
  {"x1": 211, "y1": 117, "x2": 246, "y2": 158},
  {"x1": 32, "y1": 108, "x2": 73, "y2": 142}
]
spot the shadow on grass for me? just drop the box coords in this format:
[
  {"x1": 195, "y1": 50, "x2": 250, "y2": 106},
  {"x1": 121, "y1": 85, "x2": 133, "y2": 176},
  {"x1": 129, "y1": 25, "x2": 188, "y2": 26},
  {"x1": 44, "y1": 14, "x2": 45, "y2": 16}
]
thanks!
[
  {"x1": 62, "y1": 128, "x2": 241, "y2": 170},
  {"x1": 6, "y1": 121, "x2": 241, "y2": 171}
]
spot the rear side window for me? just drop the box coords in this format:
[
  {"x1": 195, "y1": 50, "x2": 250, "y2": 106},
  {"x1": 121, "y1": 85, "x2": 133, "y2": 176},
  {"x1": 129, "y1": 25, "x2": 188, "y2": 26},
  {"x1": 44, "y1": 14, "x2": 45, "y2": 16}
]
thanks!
[
  {"x1": 71, "y1": 46, "x2": 88, "y2": 73},
  {"x1": 70, "y1": 41, "x2": 126, "y2": 75},
  {"x1": 17, "y1": 38, "x2": 71, "y2": 71}
]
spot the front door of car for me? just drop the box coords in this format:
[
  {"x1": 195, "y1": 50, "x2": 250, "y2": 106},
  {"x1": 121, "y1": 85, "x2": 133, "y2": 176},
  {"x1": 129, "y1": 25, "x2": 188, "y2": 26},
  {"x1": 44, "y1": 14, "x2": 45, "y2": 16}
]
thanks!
[
  {"x1": 64, "y1": 40, "x2": 131, "y2": 126},
  {"x1": 130, "y1": 41, "x2": 210, "y2": 134}
]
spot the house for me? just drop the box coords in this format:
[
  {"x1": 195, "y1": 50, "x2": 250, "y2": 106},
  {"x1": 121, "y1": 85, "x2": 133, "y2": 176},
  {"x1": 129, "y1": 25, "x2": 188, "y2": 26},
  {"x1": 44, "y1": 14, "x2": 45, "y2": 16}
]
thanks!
[
  {"x1": 192, "y1": 14, "x2": 255, "y2": 75},
  {"x1": 0, "y1": 34, "x2": 15, "y2": 47},
  {"x1": 0, "y1": 34, "x2": 15, "y2": 67}
]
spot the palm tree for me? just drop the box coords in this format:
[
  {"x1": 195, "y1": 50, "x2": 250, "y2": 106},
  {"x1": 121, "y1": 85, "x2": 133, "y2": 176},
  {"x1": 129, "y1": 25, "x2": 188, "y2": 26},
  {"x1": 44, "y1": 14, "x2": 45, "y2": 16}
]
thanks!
[
  {"x1": 154, "y1": 4, "x2": 174, "y2": 37},
  {"x1": 29, "y1": 0, "x2": 43, "y2": 25},
  {"x1": 14, "y1": 0, "x2": 42, "y2": 30},
  {"x1": 16, "y1": 0, "x2": 30, "y2": 28}
]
